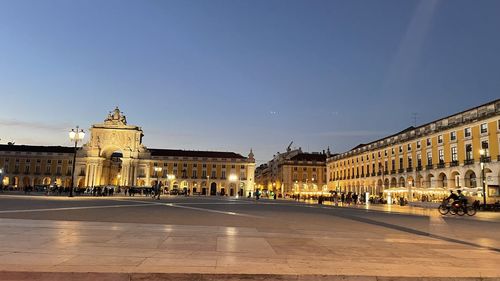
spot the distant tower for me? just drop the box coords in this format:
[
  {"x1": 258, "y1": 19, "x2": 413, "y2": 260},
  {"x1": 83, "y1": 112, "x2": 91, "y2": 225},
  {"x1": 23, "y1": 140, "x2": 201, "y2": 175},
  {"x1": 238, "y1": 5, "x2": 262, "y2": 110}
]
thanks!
[
  {"x1": 248, "y1": 148, "x2": 255, "y2": 162},
  {"x1": 326, "y1": 146, "x2": 331, "y2": 157}
]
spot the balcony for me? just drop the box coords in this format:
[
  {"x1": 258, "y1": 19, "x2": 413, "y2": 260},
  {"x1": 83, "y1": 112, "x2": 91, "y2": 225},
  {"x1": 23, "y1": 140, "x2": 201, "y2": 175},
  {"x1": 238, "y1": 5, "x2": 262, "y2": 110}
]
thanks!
[
  {"x1": 398, "y1": 168, "x2": 404, "y2": 173},
  {"x1": 355, "y1": 175, "x2": 359, "y2": 179},
  {"x1": 360, "y1": 173, "x2": 364, "y2": 178},
  {"x1": 377, "y1": 171, "x2": 382, "y2": 176},
  {"x1": 464, "y1": 159, "x2": 474, "y2": 165},
  {"x1": 45, "y1": 172, "x2": 52, "y2": 175},
  {"x1": 482, "y1": 156, "x2": 491, "y2": 163},
  {"x1": 437, "y1": 162, "x2": 445, "y2": 169},
  {"x1": 450, "y1": 161, "x2": 459, "y2": 167},
  {"x1": 384, "y1": 170, "x2": 388, "y2": 175},
  {"x1": 426, "y1": 164, "x2": 434, "y2": 170},
  {"x1": 390, "y1": 170, "x2": 396, "y2": 174},
  {"x1": 416, "y1": 166, "x2": 422, "y2": 171},
  {"x1": 406, "y1": 167, "x2": 413, "y2": 172},
  {"x1": 370, "y1": 172, "x2": 376, "y2": 177}
]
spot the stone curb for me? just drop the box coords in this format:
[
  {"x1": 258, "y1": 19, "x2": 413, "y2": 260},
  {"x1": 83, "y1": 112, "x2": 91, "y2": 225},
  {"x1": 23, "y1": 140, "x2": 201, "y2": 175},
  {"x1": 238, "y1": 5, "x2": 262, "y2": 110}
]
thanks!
[{"x1": 0, "y1": 272, "x2": 499, "y2": 281}]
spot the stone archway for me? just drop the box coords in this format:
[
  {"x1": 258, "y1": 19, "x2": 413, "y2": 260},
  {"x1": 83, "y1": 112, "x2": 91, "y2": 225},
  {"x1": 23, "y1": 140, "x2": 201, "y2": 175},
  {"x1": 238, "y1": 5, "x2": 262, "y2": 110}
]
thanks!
[
  {"x1": 210, "y1": 182, "x2": 217, "y2": 195},
  {"x1": 437, "y1": 172, "x2": 447, "y2": 188},
  {"x1": 465, "y1": 170, "x2": 477, "y2": 188}
]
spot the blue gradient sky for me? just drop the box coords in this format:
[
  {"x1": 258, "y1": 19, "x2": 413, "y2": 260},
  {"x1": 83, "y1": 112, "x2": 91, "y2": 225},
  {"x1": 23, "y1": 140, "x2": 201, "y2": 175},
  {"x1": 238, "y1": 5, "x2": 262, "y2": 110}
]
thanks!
[{"x1": 0, "y1": 0, "x2": 499, "y2": 163}]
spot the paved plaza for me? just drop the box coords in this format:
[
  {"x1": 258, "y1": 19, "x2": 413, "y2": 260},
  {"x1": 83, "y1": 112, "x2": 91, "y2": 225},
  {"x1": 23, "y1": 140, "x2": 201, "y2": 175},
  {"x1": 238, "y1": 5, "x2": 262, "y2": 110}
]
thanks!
[{"x1": 0, "y1": 194, "x2": 498, "y2": 280}]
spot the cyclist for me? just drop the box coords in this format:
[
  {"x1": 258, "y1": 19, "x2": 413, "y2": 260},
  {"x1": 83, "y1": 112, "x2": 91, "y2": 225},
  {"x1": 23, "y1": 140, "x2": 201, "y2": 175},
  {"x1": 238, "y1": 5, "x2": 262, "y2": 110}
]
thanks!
[
  {"x1": 456, "y1": 190, "x2": 468, "y2": 211},
  {"x1": 444, "y1": 190, "x2": 459, "y2": 202}
]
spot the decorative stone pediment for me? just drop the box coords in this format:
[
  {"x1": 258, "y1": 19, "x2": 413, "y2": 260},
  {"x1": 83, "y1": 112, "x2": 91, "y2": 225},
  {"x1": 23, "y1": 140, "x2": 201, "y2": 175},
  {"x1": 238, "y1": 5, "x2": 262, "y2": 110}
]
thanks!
[{"x1": 80, "y1": 107, "x2": 148, "y2": 159}]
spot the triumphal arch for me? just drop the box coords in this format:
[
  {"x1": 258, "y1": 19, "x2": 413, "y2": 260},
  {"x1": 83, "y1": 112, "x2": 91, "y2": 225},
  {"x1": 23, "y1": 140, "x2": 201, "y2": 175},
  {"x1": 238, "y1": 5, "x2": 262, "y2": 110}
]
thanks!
[{"x1": 70, "y1": 107, "x2": 255, "y2": 196}]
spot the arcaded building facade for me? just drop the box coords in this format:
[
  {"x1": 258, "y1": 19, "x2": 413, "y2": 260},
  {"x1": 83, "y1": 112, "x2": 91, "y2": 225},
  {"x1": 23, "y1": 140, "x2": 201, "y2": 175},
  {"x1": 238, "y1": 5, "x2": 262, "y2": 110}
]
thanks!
[
  {"x1": 327, "y1": 99, "x2": 500, "y2": 202},
  {"x1": 255, "y1": 147, "x2": 327, "y2": 197},
  {"x1": 0, "y1": 108, "x2": 256, "y2": 196}
]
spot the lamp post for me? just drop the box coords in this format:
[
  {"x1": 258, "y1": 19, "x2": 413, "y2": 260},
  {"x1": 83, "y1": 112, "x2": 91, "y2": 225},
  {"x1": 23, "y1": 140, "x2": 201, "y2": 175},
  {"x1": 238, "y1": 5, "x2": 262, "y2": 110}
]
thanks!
[
  {"x1": 154, "y1": 167, "x2": 162, "y2": 200},
  {"x1": 479, "y1": 149, "x2": 487, "y2": 208},
  {"x1": 229, "y1": 174, "x2": 238, "y2": 197},
  {"x1": 167, "y1": 174, "x2": 175, "y2": 194},
  {"x1": 0, "y1": 168, "x2": 3, "y2": 191},
  {"x1": 68, "y1": 126, "x2": 85, "y2": 197},
  {"x1": 207, "y1": 175, "x2": 210, "y2": 196}
]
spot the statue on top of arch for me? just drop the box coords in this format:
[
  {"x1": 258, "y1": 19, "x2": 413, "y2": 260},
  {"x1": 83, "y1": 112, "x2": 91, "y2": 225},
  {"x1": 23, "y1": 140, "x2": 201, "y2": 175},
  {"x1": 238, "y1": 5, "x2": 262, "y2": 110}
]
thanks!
[{"x1": 104, "y1": 106, "x2": 127, "y2": 125}]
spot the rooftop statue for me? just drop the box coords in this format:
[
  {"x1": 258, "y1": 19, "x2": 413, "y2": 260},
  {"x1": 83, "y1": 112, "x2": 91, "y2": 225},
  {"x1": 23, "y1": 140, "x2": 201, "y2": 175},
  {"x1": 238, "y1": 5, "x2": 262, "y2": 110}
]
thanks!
[{"x1": 104, "y1": 106, "x2": 127, "y2": 125}]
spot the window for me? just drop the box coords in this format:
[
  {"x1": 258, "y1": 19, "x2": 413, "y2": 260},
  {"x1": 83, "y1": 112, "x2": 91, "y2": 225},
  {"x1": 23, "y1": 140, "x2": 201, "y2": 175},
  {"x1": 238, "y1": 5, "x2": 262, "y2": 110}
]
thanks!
[
  {"x1": 408, "y1": 157, "x2": 412, "y2": 168},
  {"x1": 378, "y1": 151, "x2": 381, "y2": 157},
  {"x1": 293, "y1": 173, "x2": 297, "y2": 181},
  {"x1": 416, "y1": 141, "x2": 421, "y2": 149},
  {"x1": 450, "y1": 131, "x2": 457, "y2": 141},
  {"x1": 221, "y1": 171, "x2": 226, "y2": 179},
  {"x1": 183, "y1": 163, "x2": 187, "y2": 168},
  {"x1": 212, "y1": 164, "x2": 216, "y2": 168},
  {"x1": 427, "y1": 152, "x2": 432, "y2": 166},
  {"x1": 465, "y1": 144, "x2": 473, "y2": 160},
  {"x1": 426, "y1": 138, "x2": 431, "y2": 146},
  {"x1": 399, "y1": 158, "x2": 403, "y2": 169},
  {"x1": 464, "y1": 128, "x2": 471, "y2": 138},
  {"x1": 153, "y1": 162, "x2": 158, "y2": 167},
  {"x1": 438, "y1": 149, "x2": 444, "y2": 163},
  {"x1": 203, "y1": 164, "x2": 207, "y2": 168},
  {"x1": 391, "y1": 148, "x2": 395, "y2": 155},
  {"x1": 45, "y1": 166, "x2": 51, "y2": 173},
  {"x1": 451, "y1": 147, "x2": 458, "y2": 162},
  {"x1": 438, "y1": 135, "x2": 443, "y2": 144},
  {"x1": 417, "y1": 154, "x2": 422, "y2": 167},
  {"x1": 211, "y1": 171, "x2": 216, "y2": 178},
  {"x1": 24, "y1": 165, "x2": 30, "y2": 173},
  {"x1": 399, "y1": 146, "x2": 403, "y2": 153},
  {"x1": 391, "y1": 159, "x2": 395, "y2": 170},
  {"x1": 293, "y1": 167, "x2": 297, "y2": 171},
  {"x1": 480, "y1": 123, "x2": 488, "y2": 134},
  {"x1": 407, "y1": 144, "x2": 411, "y2": 151},
  {"x1": 192, "y1": 170, "x2": 197, "y2": 178},
  {"x1": 303, "y1": 173, "x2": 307, "y2": 179},
  {"x1": 35, "y1": 166, "x2": 41, "y2": 173},
  {"x1": 481, "y1": 141, "x2": 489, "y2": 157},
  {"x1": 164, "y1": 162, "x2": 168, "y2": 167},
  {"x1": 56, "y1": 166, "x2": 62, "y2": 174},
  {"x1": 202, "y1": 170, "x2": 207, "y2": 178},
  {"x1": 384, "y1": 150, "x2": 387, "y2": 156},
  {"x1": 173, "y1": 163, "x2": 178, "y2": 167}
]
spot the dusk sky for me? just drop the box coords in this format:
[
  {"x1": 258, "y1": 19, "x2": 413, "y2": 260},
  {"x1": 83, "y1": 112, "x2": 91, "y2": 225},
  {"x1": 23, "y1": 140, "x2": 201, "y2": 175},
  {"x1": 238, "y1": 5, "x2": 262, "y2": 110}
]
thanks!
[{"x1": 0, "y1": 0, "x2": 499, "y2": 164}]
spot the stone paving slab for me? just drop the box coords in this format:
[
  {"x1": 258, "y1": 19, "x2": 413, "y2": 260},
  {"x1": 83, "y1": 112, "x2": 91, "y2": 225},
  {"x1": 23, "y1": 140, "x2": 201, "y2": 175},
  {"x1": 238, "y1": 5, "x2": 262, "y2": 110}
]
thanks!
[{"x1": 1, "y1": 272, "x2": 499, "y2": 281}]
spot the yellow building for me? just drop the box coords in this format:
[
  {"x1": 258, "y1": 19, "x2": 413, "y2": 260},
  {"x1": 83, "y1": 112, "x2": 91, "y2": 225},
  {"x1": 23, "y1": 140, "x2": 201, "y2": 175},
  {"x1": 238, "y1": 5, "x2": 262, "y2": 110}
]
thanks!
[
  {"x1": 327, "y1": 99, "x2": 500, "y2": 203},
  {"x1": 255, "y1": 147, "x2": 327, "y2": 197},
  {"x1": 0, "y1": 107, "x2": 256, "y2": 197}
]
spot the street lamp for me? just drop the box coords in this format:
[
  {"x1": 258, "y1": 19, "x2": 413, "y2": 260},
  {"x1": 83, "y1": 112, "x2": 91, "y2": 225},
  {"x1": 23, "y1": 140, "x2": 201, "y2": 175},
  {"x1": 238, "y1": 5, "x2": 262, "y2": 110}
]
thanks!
[
  {"x1": 479, "y1": 149, "x2": 487, "y2": 208},
  {"x1": 167, "y1": 174, "x2": 175, "y2": 193},
  {"x1": 154, "y1": 166, "x2": 162, "y2": 200},
  {"x1": 68, "y1": 126, "x2": 85, "y2": 197},
  {"x1": 229, "y1": 174, "x2": 238, "y2": 197}
]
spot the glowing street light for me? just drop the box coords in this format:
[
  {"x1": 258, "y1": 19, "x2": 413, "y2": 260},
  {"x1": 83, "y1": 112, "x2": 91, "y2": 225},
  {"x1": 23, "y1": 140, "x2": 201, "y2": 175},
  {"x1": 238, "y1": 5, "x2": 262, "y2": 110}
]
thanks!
[
  {"x1": 229, "y1": 174, "x2": 238, "y2": 197},
  {"x1": 68, "y1": 126, "x2": 85, "y2": 197},
  {"x1": 154, "y1": 166, "x2": 162, "y2": 200},
  {"x1": 479, "y1": 149, "x2": 487, "y2": 208}
]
